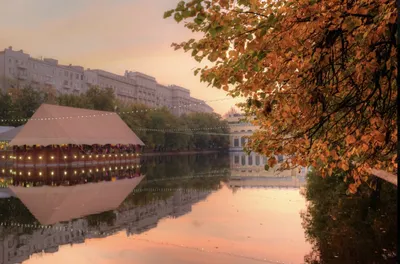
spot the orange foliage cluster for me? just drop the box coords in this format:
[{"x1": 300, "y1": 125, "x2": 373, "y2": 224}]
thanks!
[{"x1": 166, "y1": 0, "x2": 397, "y2": 192}]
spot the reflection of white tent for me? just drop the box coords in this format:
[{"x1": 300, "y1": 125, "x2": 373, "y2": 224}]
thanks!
[{"x1": 9, "y1": 176, "x2": 144, "y2": 225}]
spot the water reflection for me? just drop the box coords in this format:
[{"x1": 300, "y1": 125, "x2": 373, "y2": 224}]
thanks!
[
  {"x1": 0, "y1": 152, "x2": 394, "y2": 263},
  {"x1": 301, "y1": 171, "x2": 397, "y2": 263},
  {"x1": 0, "y1": 153, "x2": 230, "y2": 264}
]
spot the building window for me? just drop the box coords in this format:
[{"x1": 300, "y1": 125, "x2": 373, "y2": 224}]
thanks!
[
  {"x1": 81, "y1": 74, "x2": 84, "y2": 80},
  {"x1": 255, "y1": 155, "x2": 260, "y2": 166},
  {"x1": 278, "y1": 155, "x2": 284, "y2": 163},
  {"x1": 248, "y1": 155, "x2": 253, "y2": 165},
  {"x1": 241, "y1": 137, "x2": 246, "y2": 146},
  {"x1": 76, "y1": 73, "x2": 79, "y2": 79},
  {"x1": 234, "y1": 138, "x2": 239, "y2": 147},
  {"x1": 241, "y1": 155, "x2": 246, "y2": 166}
]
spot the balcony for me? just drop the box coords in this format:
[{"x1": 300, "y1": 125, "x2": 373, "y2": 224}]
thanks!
[
  {"x1": 16, "y1": 62, "x2": 27, "y2": 69},
  {"x1": 45, "y1": 79, "x2": 55, "y2": 85},
  {"x1": 63, "y1": 81, "x2": 72, "y2": 89},
  {"x1": 17, "y1": 73, "x2": 28, "y2": 80}
]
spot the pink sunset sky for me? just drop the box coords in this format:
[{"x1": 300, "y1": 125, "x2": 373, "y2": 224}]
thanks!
[{"x1": 0, "y1": 0, "x2": 244, "y2": 115}]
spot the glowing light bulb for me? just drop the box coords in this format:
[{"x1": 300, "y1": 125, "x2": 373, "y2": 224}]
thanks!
[{"x1": 39, "y1": 156, "x2": 43, "y2": 160}]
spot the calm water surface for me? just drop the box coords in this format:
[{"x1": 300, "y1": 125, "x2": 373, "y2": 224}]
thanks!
[{"x1": 0, "y1": 153, "x2": 396, "y2": 263}]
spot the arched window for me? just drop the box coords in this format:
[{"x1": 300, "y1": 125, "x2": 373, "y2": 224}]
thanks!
[
  {"x1": 248, "y1": 155, "x2": 253, "y2": 165},
  {"x1": 241, "y1": 155, "x2": 246, "y2": 165},
  {"x1": 241, "y1": 137, "x2": 246, "y2": 146}
]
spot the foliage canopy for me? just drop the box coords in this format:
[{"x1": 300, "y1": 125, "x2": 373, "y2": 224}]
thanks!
[{"x1": 165, "y1": 0, "x2": 397, "y2": 191}]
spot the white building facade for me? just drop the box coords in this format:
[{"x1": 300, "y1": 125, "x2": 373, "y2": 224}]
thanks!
[{"x1": 0, "y1": 47, "x2": 213, "y2": 116}]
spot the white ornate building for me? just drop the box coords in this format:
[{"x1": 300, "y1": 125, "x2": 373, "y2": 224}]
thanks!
[
  {"x1": 224, "y1": 108, "x2": 258, "y2": 151},
  {"x1": 224, "y1": 108, "x2": 308, "y2": 178},
  {"x1": 0, "y1": 46, "x2": 213, "y2": 116}
]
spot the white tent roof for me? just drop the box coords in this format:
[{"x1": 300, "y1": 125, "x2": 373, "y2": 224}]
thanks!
[{"x1": 9, "y1": 104, "x2": 144, "y2": 146}]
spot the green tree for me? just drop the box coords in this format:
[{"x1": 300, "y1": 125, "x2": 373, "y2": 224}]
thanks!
[{"x1": 85, "y1": 86, "x2": 116, "y2": 111}]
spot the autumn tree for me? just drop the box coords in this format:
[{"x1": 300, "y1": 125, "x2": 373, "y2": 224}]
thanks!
[{"x1": 165, "y1": 0, "x2": 397, "y2": 191}]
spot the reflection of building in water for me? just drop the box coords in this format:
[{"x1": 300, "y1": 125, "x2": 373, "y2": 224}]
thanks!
[
  {"x1": 0, "y1": 189, "x2": 212, "y2": 264},
  {"x1": 229, "y1": 152, "x2": 307, "y2": 178},
  {"x1": 228, "y1": 176, "x2": 306, "y2": 189},
  {"x1": 113, "y1": 189, "x2": 212, "y2": 236},
  {"x1": 0, "y1": 219, "x2": 88, "y2": 264},
  {"x1": 224, "y1": 109, "x2": 308, "y2": 178}
]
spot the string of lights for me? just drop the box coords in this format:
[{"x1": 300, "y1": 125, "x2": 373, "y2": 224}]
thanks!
[
  {"x1": 0, "y1": 163, "x2": 141, "y2": 177},
  {"x1": 0, "y1": 97, "x2": 236, "y2": 123}
]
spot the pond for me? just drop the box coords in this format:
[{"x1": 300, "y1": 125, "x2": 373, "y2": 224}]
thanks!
[{"x1": 0, "y1": 152, "x2": 396, "y2": 263}]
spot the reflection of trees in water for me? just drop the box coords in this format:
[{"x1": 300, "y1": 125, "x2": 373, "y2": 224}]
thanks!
[
  {"x1": 0, "y1": 154, "x2": 231, "y2": 236},
  {"x1": 86, "y1": 211, "x2": 116, "y2": 227},
  {"x1": 0, "y1": 197, "x2": 39, "y2": 236},
  {"x1": 140, "y1": 153, "x2": 230, "y2": 184},
  {"x1": 301, "y1": 171, "x2": 397, "y2": 263},
  {"x1": 120, "y1": 153, "x2": 230, "y2": 209}
]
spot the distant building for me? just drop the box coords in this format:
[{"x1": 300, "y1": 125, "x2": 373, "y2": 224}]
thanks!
[
  {"x1": 0, "y1": 46, "x2": 213, "y2": 116},
  {"x1": 224, "y1": 108, "x2": 258, "y2": 151},
  {"x1": 224, "y1": 108, "x2": 308, "y2": 178}
]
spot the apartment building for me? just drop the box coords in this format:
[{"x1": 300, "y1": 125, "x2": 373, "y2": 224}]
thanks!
[
  {"x1": 0, "y1": 47, "x2": 86, "y2": 95},
  {"x1": 0, "y1": 47, "x2": 213, "y2": 116}
]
